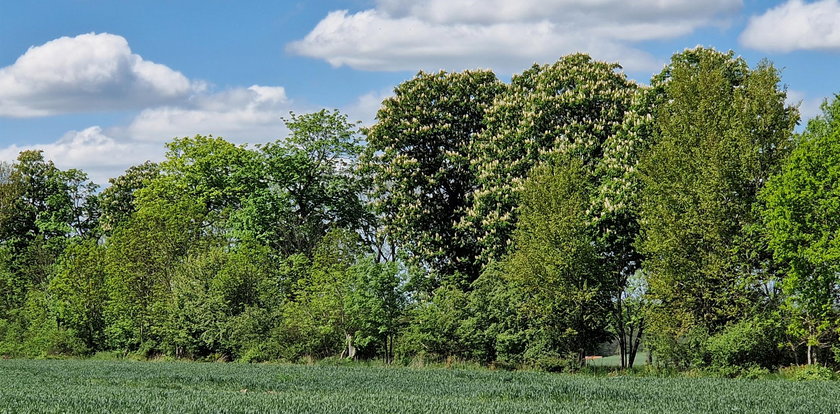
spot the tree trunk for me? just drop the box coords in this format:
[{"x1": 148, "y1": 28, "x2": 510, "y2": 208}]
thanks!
[
  {"x1": 628, "y1": 323, "x2": 643, "y2": 368},
  {"x1": 615, "y1": 300, "x2": 627, "y2": 369},
  {"x1": 807, "y1": 343, "x2": 812, "y2": 365},
  {"x1": 345, "y1": 333, "x2": 356, "y2": 360}
]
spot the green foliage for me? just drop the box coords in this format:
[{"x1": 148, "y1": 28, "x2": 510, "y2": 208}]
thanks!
[
  {"x1": 49, "y1": 239, "x2": 107, "y2": 350},
  {"x1": 235, "y1": 110, "x2": 366, "y2": 257},
  {"x1": 705, "y1": 316, "x2": 786, "y2": 369},
  {"x1": 638, "y1": 48, "x2": 798, "y2": 366},
  {"x1": 760, "y1": 95, "x2": 840, "y2": 365},
  {"x1": 469, "y1": 54, "x2": 636, "y2": 263},
  {"x1": 99, "y1": 161, "x2": 160, "y2": 234},
  {"x1": 363, "y1": 70, "x2": 504, "y2": 286},
  {"x1": 499, "y1": 157, "x2": 612, "y2": 367},
  {"x1": 103, "y1": 196, "x2": 205, "y2": 351},
  {"x1": 779, "y1": 364, "x2": 836, "y2": 381}
]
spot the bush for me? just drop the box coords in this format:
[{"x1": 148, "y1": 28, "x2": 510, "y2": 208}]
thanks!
[
  {"x1": 239, "y1": 342, "x2": 280, "y2": 363},
  {"x1": 706, "y1": 316, "x2": 785, "y2": 369},
  {"x1": 705, "y1": 363, "x2": 770, "y2": 379},
  {"x1": 779, "y1": 365, "x2": 835, "y2": 381},
  {"x1": 531, "y1": 354, "x2": 579, "y2": 373}
]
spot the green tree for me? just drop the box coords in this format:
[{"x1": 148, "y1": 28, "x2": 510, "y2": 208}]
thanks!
[
  {"x1": 363, "y1": 70, "x2": 504, "y2": 287},
  {"x1": 99, "y1": 161, "x2": 160, "y2": 234},
  {"x1": 48, "y1": 239, "x2": 107, "y2": 350},
  {"x1": 235, "y1": 110, "x2": 366, "y2": 257},
  {"x1": 103, "y1": 196, "x2": 205, "y2": 351},
  {"x1": 760, "y1": 96, "x2": 840, "y2": 365},
  {"x1": 468, "y1": 54, "x2": 636, "y2": 263},
  {"x1": 500, "y1": 157, "x2": 612, "y2": 367},
  {"x1": 346, "y1": 257, "x2": 405, "y2": 362},
  {"x1": 279, "y1": 229, "x2": 362, "y2": 360},
  {"x1": 637, "y1": 48, "x2": 798, "y2": 366}
]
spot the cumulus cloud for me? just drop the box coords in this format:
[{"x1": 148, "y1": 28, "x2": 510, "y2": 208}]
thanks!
[
  {"x1": 0, "y1": 126, "x2": 164, "y2": 185},
  {"x1": 0, "y1": 83, "x2": 388, "y2": 185},
  {"x1": 343, "y1": 89, "x2": 394, "y2": 127},
  {"x1": 119, "y1": 85, "x2": 295, "y2": 143},
  {"x1": 740, "y1": 0, "x2": 840, "y2": 52},
  {"x1": 288, "y1": 0, "x2": 742, "y2": 73},
  {"x1": 0, "y1": 33, "x2": 204, "y2": 117}
]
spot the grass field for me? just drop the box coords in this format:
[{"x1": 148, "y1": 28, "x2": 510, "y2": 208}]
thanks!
[{"x1": 0, "y1": 359, "x2": 838, "y2": 413}]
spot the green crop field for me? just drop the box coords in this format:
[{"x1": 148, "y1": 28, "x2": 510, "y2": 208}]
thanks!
[{"x1": 0, "y1": 359, "x2": 838, "y2": 414}]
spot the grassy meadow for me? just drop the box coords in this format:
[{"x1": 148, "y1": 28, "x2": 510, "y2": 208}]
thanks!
[{"x1": 0, "y1": 359, "x2": 837, "y2": 413}]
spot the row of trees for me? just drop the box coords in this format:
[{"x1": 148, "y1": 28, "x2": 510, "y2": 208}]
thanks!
[{"x1": 1, "y1": 47, "x2": 838, "y2": 372}]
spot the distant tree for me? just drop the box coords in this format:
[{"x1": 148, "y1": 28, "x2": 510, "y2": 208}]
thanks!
[
  {"x1": 468, "y1": 54, "x2": 636, "y2": 264},
  {"x1": 760, "y1": 96, "x2": 840, "y2": 365},
  {"x1": 103, "y1": 194, "x2": 205, "y2": 351},
  {"x1": 346, "y1": 257, "x2": 405, "y2": 362},
  {"x1": 49, "y1": 239, "x2": 107, "y2": 350}
]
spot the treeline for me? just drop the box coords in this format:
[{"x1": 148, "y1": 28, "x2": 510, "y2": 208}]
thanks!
[{"x1": 1, "y1": 48, "x2": 839, "y2": 374}]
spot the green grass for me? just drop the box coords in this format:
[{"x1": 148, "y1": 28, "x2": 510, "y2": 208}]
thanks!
[{"x1": 0, "y1": 359, "x2": 838, "y2": 413}]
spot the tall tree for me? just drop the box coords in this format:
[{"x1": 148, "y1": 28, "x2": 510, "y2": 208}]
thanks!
[
  {"x1": 467, "y1": 54, "x2": 641, "y2": 366},
  {"x1": 594, "y1": 86, "x2": 657, "y2": 368},
  {"x1": 637, "y1": 48, "x2": 798, "y2": 366},
  {"x1": 500, "y1": 157, "x2": 611, "y2": 367},
  {"x1": 99, "y1": 161, "x2": 160, "y2": 234},
  {"x1": 468, "y1": 54, "x2": 636, "y2": 263},
  {"x1": 362, "y1": 70, "x2": 504, "y2": 287},
  {"x1": 760, "y1": 96, "x2": 840, "y2": 365},
  {"x1": 49, "y1": 239, "x2": 107, "y2": 350}
]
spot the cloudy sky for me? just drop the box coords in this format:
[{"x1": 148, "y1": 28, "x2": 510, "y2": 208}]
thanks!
[{"x1": 2, "y1": 0, "x2": 839, "y2": 184}]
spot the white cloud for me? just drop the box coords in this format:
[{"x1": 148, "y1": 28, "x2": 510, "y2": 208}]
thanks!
[
  {"x1": 0, "y1": 126, "x2": 164, "y2": 185},
  {"x1": 0, "y1": 33, "x2": 204, "y2": 117},
  {"x1": 119, "y1": 85, "x2": 295, "y2": 143},
  {"x1": 343, "y1": 89, "x2": 394, "y2": 127},
  {"x1": 787, "y1": 90, "x2": 826, "y2": 122},
  {"x1": 740, "y1": 0, "x2": 840, "y2": 52},
  {"x1": 0, "y1": 84, "x2": 387, "y2": 186},
  {"x1": 288, "y1": 0, "x2": 742, "y2": 73}
]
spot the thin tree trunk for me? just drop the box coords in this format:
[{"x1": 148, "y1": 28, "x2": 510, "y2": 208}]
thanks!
[
  {"x1": 628, "y1": 322, "x2": 643, "y2": 368},
  {"x1": 807, "y1": 343, "x2": 812, "y2": 365},
  {"x1": 616, "y1": 299, "x2": 627, "y2": 369},
  {"x1": 344, "y1": 333, "x2": 356, "y2": 360}
]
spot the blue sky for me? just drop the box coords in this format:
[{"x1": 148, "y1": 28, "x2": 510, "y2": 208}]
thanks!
[{"x1": 2, "y1": 0, "x2": 840, "y2": 184}]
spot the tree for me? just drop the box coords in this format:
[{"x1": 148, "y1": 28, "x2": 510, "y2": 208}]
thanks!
[
  {"x1": 99, "y1": 161, "x2": 160, "y2": 234},
  {"x1": 103, "y1": 196, "x2": 205, "y2": 351},
  {"x1": 594, "y1": 86, "x2": 657, "y2": 368},
  {"x1": 0, "y1": 152, "x2": 99, "y2": 345},
  {"x1": 346, "y1": 257, "x2": 405, "y2": 362},
  {"x1": 49, "y1": 239, "x2": 107, "y2": 350},
  {"x1": 279, "y1": 229, "x2": 363, "y2": 360},
  {"x1": 468, "y1": 54, "x2": 636, "y2": 263},
  {"x1": 760, "y1": 96, "x2": 840, "y2": 365},
  {"x1": 233, "y1": 110, "x2": 366, "y2": 258},
  {"x1": 363, "y1": 70, "x2": 504, "y2": 287},
  {"x1": 465, "y1": 54, "x2": 642, "y2": 367},
  {"x1": 500, "y1": 157, "x2": 612, "y2": 367},
  {"x1": 637, "y1": 48, "x2": 798, "y2": 366}
]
